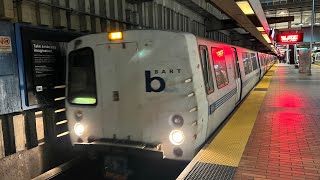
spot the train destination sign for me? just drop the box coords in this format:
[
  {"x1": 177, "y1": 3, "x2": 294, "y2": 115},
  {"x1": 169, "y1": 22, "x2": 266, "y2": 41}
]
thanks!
[{"x1": 276, "y1": 33, "x2": 303, "y2": 43}]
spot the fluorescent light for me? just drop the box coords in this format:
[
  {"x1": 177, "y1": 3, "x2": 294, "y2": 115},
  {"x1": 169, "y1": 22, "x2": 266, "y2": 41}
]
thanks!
[
  {"x1": 236, "y1": 1, "x2": 255, "y2": 15},
  {"x1": 262, "y1": 33, "x2": 271, "y2": 43},
  {"x1": 257, "y1": 27, "x2": 265, "y2": 31}
]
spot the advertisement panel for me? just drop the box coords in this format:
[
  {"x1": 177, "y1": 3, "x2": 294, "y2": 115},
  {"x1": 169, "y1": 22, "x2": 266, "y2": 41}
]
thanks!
[
  {"x1": 15, "y1": 24, "x2": 81, "y2": 110},
  {"x1": 276, "y1": 33, "x2": 304, "y2": 44}
]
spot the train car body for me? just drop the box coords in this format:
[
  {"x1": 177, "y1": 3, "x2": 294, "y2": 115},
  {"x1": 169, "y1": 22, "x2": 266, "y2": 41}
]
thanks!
[{"x1": 66, "y1": 30, "x2": 275, "y2": 161}]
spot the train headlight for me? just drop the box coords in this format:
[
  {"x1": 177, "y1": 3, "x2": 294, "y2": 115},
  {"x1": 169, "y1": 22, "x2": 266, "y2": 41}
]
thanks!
[
  {"x1": 74, "y1": 123, "x2": 85, "y2": 136},
  {"x1": 169, "y1": 130, "x2": 185, "y2": 145}
]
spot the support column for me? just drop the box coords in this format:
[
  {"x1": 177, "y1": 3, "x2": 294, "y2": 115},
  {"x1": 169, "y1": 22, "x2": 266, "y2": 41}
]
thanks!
[
  {"x1": 42, "y1": 108, "x2": 56, "y2": 144},
  {"x1": 289, "y1": 45, "x2": 295, "y2": 64},
  {"x1": 52, "y1": 0, "x2": 67, "y2": 28},
  {"x1": 1, "y1": 114, "x2": 16, "y2": 156},
  {"x1": 69, "y1": 0, "x2": 80, "y2": 31},
  {"x1": 0, "y1": 0, "x2": 14, "y2": 19},
  {"x1": 24, "y1": 111, "x2": 38, "y2": 149}
]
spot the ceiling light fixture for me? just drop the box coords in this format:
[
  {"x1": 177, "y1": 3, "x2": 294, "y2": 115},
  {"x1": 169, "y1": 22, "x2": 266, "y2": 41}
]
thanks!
[
  {"x1": 262, "y1": 33, "x2": 271, "y2": 43},
  {"x1": 236, "y1": 1, "x2": 255, "y2": 15},
  {"x1": 257, "y1": 27, "x2": 265, "y2": 31}
]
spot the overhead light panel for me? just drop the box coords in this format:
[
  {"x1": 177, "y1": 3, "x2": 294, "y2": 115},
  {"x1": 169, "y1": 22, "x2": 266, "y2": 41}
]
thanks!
[
  {"x1": 236, "y1": 1, "x2": 255, "y2": 15},
  {"x1": 256, "y1": 27, "x2": 265, "y2": 32},
  {"x1": 262, "y1": 33, "x2": 271, "y2": 43}
]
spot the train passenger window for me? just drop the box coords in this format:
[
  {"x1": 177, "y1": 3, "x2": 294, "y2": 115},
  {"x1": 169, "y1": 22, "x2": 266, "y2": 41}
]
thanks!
[
  {"x1": 199, "y1": 45, "x2": 214, "y2": 94},
  {"x1": 242, "y1": 52, "x2": 253, "y2": 75},
  {"x1": 251, "y1": 53, "x2": 258, "y2": 71},
  {"x1": 68, "y1": 47, "x2": 97, "y2": 105},
  {"x1": 211, "y1": 47, "x2": 229, "y2": 89}
]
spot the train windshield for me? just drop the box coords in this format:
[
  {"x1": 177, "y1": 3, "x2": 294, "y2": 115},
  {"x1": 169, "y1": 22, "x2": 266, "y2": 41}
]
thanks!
[{"x1": 68, "y1": 47, "x2": 97, "y2": 105}]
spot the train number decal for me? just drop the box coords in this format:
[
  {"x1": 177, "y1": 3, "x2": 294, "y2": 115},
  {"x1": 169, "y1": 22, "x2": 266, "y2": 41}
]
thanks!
[
  {"x1": 145, "y1": 69, "x2": 182, "y2": 92},
  {"x1": 145, "y1": 71, "x2": 166, "y2": 92}
]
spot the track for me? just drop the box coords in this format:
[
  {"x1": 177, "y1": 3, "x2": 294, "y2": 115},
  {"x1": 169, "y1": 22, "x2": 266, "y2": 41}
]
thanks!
[{"x1": 34, "y1": 155, "x2": 189, "y2": 180}]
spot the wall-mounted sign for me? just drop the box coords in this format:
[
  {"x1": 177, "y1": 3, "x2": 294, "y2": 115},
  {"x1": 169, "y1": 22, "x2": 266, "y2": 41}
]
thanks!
[
  {"x1": 0, "y1": 36, "x2": 12, "y2": 53},
  {"x1": 29, "y1": 40, "x2": 66, "y2": 106},
  {"x1": 276, "y1": 33, "x2": 304, "y2": 43},
  {"x1": 16, "y1": 24, "x2": 81, "y2": 110}
]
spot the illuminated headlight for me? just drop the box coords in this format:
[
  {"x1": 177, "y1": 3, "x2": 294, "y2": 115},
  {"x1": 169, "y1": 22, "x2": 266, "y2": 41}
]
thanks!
[
  {"x1": 74, "y1": 123, "x2": 85, "y2": 136},
  {"x1": 169, "y1": 130, "x2": 185, "y2": 145}
]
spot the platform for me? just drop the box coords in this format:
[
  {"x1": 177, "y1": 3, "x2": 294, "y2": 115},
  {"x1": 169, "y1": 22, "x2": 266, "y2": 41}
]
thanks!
[{"x1": 178, "y1": 64, "x2": 320, "y2": 180}]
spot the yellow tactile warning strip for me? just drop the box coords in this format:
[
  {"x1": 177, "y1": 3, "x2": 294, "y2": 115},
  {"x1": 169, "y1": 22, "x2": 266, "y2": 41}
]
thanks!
[{"x1": 192, "y1": 65, "x2": 277, "y2": 167}]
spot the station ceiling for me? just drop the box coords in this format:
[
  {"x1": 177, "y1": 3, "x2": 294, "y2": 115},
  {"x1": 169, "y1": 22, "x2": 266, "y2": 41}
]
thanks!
[{"x1": 261, "y1": 0, "x2": 320, "y2": 29}]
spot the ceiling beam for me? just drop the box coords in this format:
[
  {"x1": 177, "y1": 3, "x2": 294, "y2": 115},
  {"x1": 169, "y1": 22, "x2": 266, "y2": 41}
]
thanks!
[
  {"x1": 174, "y1": 0, "x2": 219, "y2": 19},
  {"x1": 248, "y1": 0, "x2": 270, "y2": 34},
  {"x1": 208, "y1": 0, "x2": 274, "y2": 53},
  {"x1": 206, "y1": 19, "x2": 239, "y2": 31},
  {"x1": 262, "y1": 0, "x2": 320, "y2": 11},
  {"x1": 267, "y1": 16, "x2": 294, "y2": 24}
]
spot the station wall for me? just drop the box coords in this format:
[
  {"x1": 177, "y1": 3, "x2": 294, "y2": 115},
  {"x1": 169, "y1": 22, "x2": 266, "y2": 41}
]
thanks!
[
  {"x1": 0, "y1": 0, "x2": 230, "y2": 43},
  {"x1": 301, "y1": 26, "x2": 320, "y2": 43},
  {"x1": 0, "y1": 21, "x2": 21, "y2": 115}
]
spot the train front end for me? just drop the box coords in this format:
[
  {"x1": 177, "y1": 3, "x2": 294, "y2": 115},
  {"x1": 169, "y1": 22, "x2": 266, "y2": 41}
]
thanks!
[{"x1": 65, "y1": 31, "x2": 203, "y2": 160}]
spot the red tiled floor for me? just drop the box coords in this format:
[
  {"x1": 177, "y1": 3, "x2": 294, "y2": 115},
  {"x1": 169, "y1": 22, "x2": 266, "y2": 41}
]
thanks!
[{"x1": 234, "y1": 65, "x2": 320, "y2": 180}]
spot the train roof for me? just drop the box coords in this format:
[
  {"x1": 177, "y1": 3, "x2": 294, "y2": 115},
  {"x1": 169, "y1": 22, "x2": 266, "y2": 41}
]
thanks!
[{"x1": 69, "y1": 29, "x2": 275, "y2": 55}]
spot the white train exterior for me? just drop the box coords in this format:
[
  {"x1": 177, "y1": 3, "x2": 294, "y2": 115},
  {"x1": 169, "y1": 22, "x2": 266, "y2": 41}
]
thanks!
[{"x1": 66, "y1": 30, "x2": 275, "y2": 160}]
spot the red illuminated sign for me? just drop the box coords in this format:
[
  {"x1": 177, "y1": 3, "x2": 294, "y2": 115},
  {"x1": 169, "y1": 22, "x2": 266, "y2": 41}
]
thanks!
[
  {"x1": 216, "y1": 50, "x2": 224, "y2": 57},
  {"x1": 276, "y1": 33, "x2": 303, "y2": 43}
]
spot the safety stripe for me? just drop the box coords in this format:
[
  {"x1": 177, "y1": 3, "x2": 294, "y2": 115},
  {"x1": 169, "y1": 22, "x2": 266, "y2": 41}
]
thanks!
[
  {"x1": 208, "y1": 71, "x2": 260, "y2": 115},
  {"x1": 208, "y1": 88, "x2": 237, "y2": 115},
  {"x1": 184, "y1": 162, "x2": 236, "y2": 180}
]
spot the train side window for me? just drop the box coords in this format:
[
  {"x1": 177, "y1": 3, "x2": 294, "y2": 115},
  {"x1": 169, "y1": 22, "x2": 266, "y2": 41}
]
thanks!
[
  {"x1": 211, "y1": 47, "x2": 229, "y2": 89},
  {"x1": 68, "y1": 47, "x2": 97, "y2": 105},
  {"x1": 199, "y1": 45, "x2": 214, "y2": 94},
  {"x1": 242, "y1": 52, "x2": 253, "y2": 75},
  {"x1": 251, "y1": 53, "x2": 258, "y2": 70}
]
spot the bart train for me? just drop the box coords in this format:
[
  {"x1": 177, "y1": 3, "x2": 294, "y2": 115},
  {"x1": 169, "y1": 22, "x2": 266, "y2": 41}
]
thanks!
[{"x1": 66, "y1": 30, "x2": 275, "y2": 161}]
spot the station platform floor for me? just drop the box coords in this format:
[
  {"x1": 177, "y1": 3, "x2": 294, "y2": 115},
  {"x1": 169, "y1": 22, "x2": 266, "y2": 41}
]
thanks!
[{"x1": 178, "y1": 64, "x2": 320, "y2": 180}]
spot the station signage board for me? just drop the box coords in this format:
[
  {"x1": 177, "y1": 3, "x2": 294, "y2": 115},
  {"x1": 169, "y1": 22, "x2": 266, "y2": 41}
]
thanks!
[
  {"x1": 16, "y1": 24, "x2": 80, "y2": 110},
  {"x1": 276, "y1": 33, "x2": 304, "y2": 44}
]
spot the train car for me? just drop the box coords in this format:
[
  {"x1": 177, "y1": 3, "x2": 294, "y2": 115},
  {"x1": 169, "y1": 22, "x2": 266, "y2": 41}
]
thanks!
[{"x1": 66, "y1": 30, "x2": 275, "y2": 161}]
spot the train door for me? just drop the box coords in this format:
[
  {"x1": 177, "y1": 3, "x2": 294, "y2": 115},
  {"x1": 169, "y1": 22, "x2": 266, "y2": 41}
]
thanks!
[
  {"x1": 231, "y1": 47, "x2": 242, "y2": 103},
  {"x1": 95, "y1": 42, "x2": 141, "y2": 138},
  {"x1": 257, "y1": 53, "x2": 263, "y2": 79}
]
